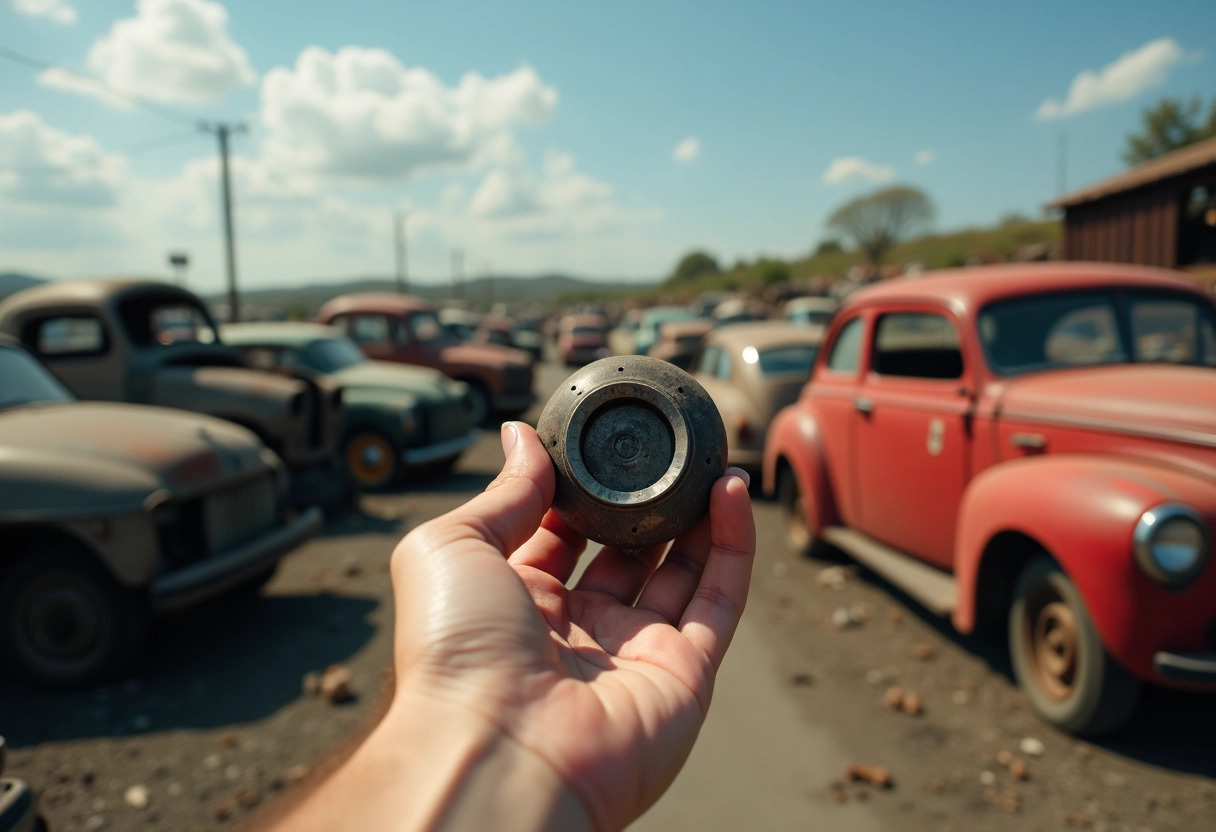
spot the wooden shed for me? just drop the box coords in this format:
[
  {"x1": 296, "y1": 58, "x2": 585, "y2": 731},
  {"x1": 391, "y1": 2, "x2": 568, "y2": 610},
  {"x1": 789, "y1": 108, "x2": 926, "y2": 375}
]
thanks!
[{"x1": 1049, "y1": 136, "x2": 1216, "y2": 279}]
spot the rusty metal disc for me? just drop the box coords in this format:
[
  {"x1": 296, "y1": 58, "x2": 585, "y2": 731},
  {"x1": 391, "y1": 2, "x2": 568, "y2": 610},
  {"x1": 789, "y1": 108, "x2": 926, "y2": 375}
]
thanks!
[{"x1": 537, "y1": 355, "x2": 727, "y2": 548}]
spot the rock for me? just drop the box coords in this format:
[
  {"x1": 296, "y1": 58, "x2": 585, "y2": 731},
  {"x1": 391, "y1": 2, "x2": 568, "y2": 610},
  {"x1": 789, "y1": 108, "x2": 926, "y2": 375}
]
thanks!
[
  {"x1": 865, "y1": 668, "x2": 886, "y2": 686},
  {"x1": 203, "y1": 753, "x2": 222, "y2": 770},
  {"x1": 283, "y1": 764, "x2": 310, "y2": 785},
  {"x1": 900, "y1": 690, "x2": 923, "y2": 716},
  {"x1": 816, "y1": 566, "x2": 853, "y2": 590},
  {"x1": 832, "y1": 607, "x2": 862, "y2": 629},
  {"x1": 320, "y1": 665, "x2": 355, "y2": 704},
  {"x1": 849, "y1": 602, "x2": 872, "y2": 622},
  {"x1": 844, "y1": 763, "x2": 893, "y2": 789},
  {"x1": 302, "y1": 672, "x2": 322, "y2": 697},
  {"x1": 992, "y1": 788, "x2": 1021, "y2": 813},
  {"x1": 1020, "y1": 737, "x2": 1046, "y2": 757},
  {"x1": 771, "y1": 561, "x2": 790, "y2": 578},
  {"x1": 84, "y1": 816, "x2": 107, "y2": 831},
  {"x1": 996, "y1": 749, "x2": 1014, "y2": 767},
  {"x1": 218, "y1": 732, "x2": 238, "y2": 748},
  {"x1": 235, "y1": 787, "x2": 260, "y2": 809},
  {"x1": 1009, "y1": 758, "x2": 1029, "y2": 781},
  {"x1": 884, "y1": 686, "x2": 905, "y2": 710},
  {"x1": 341, "y1": 554, "x2": 362, "y2": 577},
  {"x1": 123, "y1": 784, "x2": 149, "y2": 809},
  {"x1": 912, "y1": 643, "x2": 936, "y2": 661},
  {"x1": 213, "y1": 803, "x2": 234, "y2": 821},
  {"x1": 979, "y1": 770, "x2": 996, "y2": 787}
]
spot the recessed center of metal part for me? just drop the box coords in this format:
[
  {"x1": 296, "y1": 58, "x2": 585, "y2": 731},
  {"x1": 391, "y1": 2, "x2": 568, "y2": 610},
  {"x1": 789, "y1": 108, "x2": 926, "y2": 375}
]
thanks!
[{"x1": 581, "y1": 400, "x2": 674, "y2": 494}]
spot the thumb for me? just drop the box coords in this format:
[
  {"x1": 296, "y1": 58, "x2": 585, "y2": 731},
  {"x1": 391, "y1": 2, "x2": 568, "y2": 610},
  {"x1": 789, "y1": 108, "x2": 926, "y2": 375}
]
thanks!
[{"x1": 440, "y1": 422, "x2": 556, "y2": 557}]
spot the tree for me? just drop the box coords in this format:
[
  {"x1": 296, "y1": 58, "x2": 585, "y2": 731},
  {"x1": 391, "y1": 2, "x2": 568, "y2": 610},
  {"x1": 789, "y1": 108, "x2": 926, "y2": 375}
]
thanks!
[
  {"x1": 826, "y1": 186, "x2": 934, "y2": 265},
  {"x1": 813, "y1": 239, "x2": 843, "y2": 256},
  {"x1": 666, "y1": 251, "x2": 721, "y2": 285},
  {"x1": 1123, "y1": 96, "x2": 1216, "y2": 166},
  {"x1": 754, "y1": 258, "x2": 790, "y2": 286}
]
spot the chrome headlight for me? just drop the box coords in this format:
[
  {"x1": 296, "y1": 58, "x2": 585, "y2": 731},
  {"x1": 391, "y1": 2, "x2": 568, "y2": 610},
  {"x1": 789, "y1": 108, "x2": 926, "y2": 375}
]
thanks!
[
  {"x1": 1133, "y1": 503, "x2": 1209, "y2": 588},
  {"x1": 400, "y1": 405, "x2": 420, "y2": 437}
]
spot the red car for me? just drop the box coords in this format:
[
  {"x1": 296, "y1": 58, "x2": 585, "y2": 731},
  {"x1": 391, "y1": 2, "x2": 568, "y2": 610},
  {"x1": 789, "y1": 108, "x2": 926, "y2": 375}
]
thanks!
[
  {"x1": 764, "y1": 262, "x2": 1216, "y2": 735},
  {"x1": 557, "y1": 313, "x2": 609, "y2": 366}
]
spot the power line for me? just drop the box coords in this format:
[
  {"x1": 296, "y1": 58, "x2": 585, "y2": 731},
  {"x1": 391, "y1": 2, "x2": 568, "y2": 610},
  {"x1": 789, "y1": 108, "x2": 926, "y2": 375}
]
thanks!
[{"x1": 0, "y1": 43, "x2": 199, "y2": 129}]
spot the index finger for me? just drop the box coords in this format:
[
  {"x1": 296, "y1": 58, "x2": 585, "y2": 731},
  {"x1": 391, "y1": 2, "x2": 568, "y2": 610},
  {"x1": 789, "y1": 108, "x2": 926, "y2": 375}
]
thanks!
[{"x1": 677, "y1": 472, "x2": 756, "y2": 669}]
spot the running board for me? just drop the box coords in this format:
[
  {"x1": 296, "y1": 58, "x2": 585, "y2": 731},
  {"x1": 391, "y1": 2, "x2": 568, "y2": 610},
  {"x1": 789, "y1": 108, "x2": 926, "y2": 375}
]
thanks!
[{"x1": 819, "y1": 527, "x2": 957, "y2": 616}]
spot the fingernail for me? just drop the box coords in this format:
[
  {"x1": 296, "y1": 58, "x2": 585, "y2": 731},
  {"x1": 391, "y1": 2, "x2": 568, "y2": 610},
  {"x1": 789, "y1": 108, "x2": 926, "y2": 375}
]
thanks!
[
  {"x1": 500, "y1": 422, "x2": 519, "y2": 458},
  {"x1": 726, "y1": 466, "x2": 751, "y2": 488}
]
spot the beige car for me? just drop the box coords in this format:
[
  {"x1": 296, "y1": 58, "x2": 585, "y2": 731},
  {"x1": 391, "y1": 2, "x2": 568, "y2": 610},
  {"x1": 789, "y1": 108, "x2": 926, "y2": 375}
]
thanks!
[
  {"x1": 0, "y1": 338, "x2": 321, "y2": 687},
  {"x1": 0, "y1": 280, "x2": 348, "y2": 507},
  {"x1": 692, "y1": 322, "x2": 823, "y2": 471},
  {"x1": 648, "y1": 319, "x2": 714, "y2": 370}
]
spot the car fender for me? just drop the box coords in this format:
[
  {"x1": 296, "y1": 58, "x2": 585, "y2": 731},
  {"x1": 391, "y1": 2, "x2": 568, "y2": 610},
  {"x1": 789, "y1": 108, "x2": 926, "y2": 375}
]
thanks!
[
  {"x1": 762, "y1": 404, "x2": 838, "y2": 532},
  {"x1": 955, "y1": 454, "x2": 1216, "y2": 679}
]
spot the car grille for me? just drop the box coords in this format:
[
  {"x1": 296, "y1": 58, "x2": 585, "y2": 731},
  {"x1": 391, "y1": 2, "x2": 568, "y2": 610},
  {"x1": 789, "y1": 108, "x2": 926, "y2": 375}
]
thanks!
[
  {"x1": 428, "y1": 400, "x2": 474, "y2": 442},
  {"x1": 202, "y1": 475, "x2": 277, "y2": 555}
]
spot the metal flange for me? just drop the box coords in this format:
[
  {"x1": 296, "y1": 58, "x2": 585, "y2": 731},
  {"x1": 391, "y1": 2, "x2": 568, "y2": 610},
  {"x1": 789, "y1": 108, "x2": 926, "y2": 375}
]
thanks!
[{"x1": 537, "y1": 355, "x2": 727, "y2": 547}]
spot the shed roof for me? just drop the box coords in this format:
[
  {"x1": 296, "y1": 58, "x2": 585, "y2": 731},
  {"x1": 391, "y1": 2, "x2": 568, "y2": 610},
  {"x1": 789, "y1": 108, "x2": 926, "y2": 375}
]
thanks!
[{"x1": 1049, "y1": 135, "x2": 1216, "y2": 208}]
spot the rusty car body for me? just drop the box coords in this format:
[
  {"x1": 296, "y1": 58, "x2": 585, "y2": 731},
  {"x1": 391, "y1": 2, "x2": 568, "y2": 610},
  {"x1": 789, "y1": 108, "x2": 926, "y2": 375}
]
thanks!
[
  {"x1": 764, "y1": 262, "x2": 1216, "y2": 735},
  {"x1": 317, "y1": 293, "x2": 535, "y2": 425},
  {"x1": 693, "y1": 322, "x2": 822, "y2": 471},
  {"x1": 557, "y1": 313, "x2": 610, "y2": 366},
  {"x1": 0, "y1": 338, "x2": 321, "y2": 687},
  {"x1": 223, "y1": 322, "x2": 478, "y2": 489},
  {"x1": 0, "y1": 281, "x2": 349, "y2": 508}
]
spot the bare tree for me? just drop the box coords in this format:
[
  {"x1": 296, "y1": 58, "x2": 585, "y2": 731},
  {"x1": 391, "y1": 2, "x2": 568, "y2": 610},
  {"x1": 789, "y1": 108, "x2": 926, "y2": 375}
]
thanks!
[{"x1": 826, "y1": 186, "x2": 934, "y2": 265}]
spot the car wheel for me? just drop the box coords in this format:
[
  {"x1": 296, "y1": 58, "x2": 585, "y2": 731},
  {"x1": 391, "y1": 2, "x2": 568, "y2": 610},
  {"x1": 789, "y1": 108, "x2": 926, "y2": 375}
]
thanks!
[
  {"x1": 344, "y1": 430, "x2": 399, "y2": 490},
  {"x1": 462, "y1": 381, "x2": 491, "y2": 427},
  {"x1": 778, "y1": 465, "x2": 816, "y2": 557},
  {"x1": 0, "y1": 549, "x2": 148, "y2": 688},
  {"x1": 1008, "y1": 556, "x2": 1141, "y2": 736}
]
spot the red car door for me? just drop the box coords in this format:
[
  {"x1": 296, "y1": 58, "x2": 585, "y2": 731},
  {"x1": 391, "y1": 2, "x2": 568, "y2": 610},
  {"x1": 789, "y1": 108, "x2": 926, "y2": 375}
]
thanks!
[
  {"x1": 810, "y1": 314, "x2": 868, "y2": 527},
  {"x1": 853, "y1": 307, "x2": 973, "y2": 568}
]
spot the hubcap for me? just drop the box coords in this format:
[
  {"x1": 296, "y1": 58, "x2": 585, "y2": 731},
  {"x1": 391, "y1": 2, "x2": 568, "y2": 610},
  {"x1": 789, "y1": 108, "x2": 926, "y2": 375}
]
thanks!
[
  {"x1": 347, "y1": 434, "x2": 394, "y2": 486},
  {"x1": 17, "y1": 577, "x2": 104, "y2": 666},
  {"x1": 1026, "y1": 596, "x2": 1079, "y2": 701}
]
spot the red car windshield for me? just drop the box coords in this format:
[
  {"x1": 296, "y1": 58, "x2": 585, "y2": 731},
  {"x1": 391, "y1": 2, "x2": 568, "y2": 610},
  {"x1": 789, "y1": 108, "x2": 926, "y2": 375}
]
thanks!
[{"x1": 979, "y1": 289, "x2": 1216, "y2": 376}]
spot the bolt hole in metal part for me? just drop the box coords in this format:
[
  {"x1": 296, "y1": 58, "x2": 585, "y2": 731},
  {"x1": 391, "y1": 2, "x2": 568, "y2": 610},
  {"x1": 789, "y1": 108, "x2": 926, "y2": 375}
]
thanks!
[{"x1": 537, "y1": 355, "x2": 727, "y2": 548}]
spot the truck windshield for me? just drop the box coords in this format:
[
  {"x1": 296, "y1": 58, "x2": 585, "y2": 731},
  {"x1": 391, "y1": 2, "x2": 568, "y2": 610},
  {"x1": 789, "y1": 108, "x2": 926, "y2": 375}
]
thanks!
[
  {"x1": 119, "y1": 297, "x2": 221, "y2": 347},
  {"x1": 0, "y1": 347, "x2": 74, "y2": 410},
  {"x1": 407, "y1": 312, "x2": 446, "y2": 344},
  {"x1": 979, "y1": 289, "x2": 1216, "y2": 376},
  {"x1": 304, "y1": 338, "x2": 367, "y2": 373}
]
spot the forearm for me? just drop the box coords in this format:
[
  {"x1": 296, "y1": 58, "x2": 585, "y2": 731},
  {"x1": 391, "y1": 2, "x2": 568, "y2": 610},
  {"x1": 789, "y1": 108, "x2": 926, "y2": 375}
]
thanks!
[{"x1": 266, "y1": 690, "x2": 592, "y2": 832}]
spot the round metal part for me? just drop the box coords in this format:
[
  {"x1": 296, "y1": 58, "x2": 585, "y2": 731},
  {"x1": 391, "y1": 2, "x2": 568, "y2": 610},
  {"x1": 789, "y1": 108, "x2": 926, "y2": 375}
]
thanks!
[{"x1": 537, "y1": 355, "x2": 727, "y2": 548}]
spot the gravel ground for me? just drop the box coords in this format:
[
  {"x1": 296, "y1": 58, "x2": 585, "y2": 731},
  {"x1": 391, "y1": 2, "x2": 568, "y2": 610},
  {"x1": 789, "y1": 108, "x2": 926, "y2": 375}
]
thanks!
[{"x1": 3, "y1": 358, "x2": 1214, "y2": 831}]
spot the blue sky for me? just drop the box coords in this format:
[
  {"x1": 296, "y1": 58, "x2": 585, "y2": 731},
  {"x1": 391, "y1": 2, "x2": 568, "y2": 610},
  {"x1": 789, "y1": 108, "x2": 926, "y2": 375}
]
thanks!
[{"x1": 1, "y1": 0, "x2": 1214, "y2": 291}]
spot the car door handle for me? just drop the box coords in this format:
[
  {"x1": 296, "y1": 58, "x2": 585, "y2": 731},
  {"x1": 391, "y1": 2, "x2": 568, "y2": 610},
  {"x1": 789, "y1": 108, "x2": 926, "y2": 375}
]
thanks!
[{"x1": 854, "y1": 398, "x2": 874, "y2": 415}]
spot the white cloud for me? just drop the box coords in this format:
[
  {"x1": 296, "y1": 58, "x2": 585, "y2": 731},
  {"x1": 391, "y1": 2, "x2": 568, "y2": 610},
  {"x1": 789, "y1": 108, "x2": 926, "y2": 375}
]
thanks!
[
  {"x1": 259, "y1": 46, "x2": 558, "y2": 181},
  {"x1": 12, "y1": 0, "x2": 77, "y2": 24},
  {"x1": 0, "y1": 110, "x2": 125, "y2": 205},
  {"x1": 914, "y1": 149, "x2": 934, "y2": 166},
  {"x1": 1035, "y1": 37, "x2": 1192, "y2": 120},
  {"x1": 468, "y1": 151, "x2": 614, "y2": 225},
  {"x1": 822, "y1": 156, "x2": 895, "y2": 185},
  {"x1": 39, "y1": 0, "x2": 255, "y2": 107},
  {"x1": 672, "y1": 136, "x2": 700, "y2": 163}
]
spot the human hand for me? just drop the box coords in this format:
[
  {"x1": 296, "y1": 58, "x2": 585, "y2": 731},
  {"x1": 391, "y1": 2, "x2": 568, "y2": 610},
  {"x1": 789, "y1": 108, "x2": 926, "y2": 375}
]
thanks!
[{"x1": 388, "y1": 421, "x2": 756, "y2": 830}]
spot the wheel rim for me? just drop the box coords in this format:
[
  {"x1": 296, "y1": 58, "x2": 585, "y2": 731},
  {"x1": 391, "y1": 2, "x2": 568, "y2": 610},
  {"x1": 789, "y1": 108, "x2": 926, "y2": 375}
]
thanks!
[
  {"x1": 783, "y1": 474, "x2": 811, "y2": 550},
  {"x1": 14, "y1": 572, "x2": 106, "y2": 672},
  {"x1": 346, "y1": 433, "x2": 395, "y2": 487},
  {"x1": 1024, "y1": 592, "x2": 1079, "y2": 702}
]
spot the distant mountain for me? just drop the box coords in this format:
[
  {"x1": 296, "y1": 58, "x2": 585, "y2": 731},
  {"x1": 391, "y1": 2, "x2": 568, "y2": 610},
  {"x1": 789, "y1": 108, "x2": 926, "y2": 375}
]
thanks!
[
  {"x1": 0, "y1": 272, "x2": 46, "y2": 301},
  {"x1": 205, "y1": 273, "x2": 654, "y2": 315}
]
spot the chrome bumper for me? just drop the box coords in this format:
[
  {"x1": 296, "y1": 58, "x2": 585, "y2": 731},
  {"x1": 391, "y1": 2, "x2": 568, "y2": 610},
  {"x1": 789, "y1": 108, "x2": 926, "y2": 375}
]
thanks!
[
  {"x1": 1154, "y1": 651, "x2": 1216, "y2": 684},
  {"x1": 402, "y1": 430, "x2": 480, "y2": 466},
  {"x1": 150, "y1": 507, "x2": 322, "y2": 612}
]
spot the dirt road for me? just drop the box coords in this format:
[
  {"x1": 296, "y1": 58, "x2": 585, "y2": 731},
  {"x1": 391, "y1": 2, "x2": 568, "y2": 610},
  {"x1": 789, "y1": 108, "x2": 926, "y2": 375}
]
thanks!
[{"x1": 2, "y1": 356, "x2": 1212, "y2": 831}]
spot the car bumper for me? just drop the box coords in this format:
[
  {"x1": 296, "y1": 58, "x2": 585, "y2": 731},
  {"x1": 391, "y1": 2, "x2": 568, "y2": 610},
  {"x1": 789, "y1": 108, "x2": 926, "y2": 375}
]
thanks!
[
  {"x1": 1154, "y1": 651, "x2": 1216, "y2": 685},
  {"x1": 491, "y1": 392, "x2": 537, "y2": 412},
  {"x1": 402, "y1": 430, "x2": 480, "y2": 466},
  {"x1": 0, "y1": 778, "x2": 39, "y2": 832},
  {"x1": 150, "y1": 507, "x2": 323, "y2": 612}
]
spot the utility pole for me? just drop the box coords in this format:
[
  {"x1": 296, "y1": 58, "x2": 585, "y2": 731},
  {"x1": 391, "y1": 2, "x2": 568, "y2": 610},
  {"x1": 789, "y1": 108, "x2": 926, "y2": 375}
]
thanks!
[
  {"x1": 201, "y1": 122, "x2": 246, "y2": 322},
  {"x1": 394, "y1": 210, "x2": 409, "y2": 293},
  {"x1": 451, "y1": 248, "x2": 464, "y2": 302},
  {"x1": 1056, "y1": 131, "x2": 1067, "y2": 198}
]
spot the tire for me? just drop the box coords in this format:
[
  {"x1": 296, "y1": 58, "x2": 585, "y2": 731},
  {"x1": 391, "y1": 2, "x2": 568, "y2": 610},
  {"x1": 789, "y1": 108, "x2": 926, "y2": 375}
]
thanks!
[
  {"x1": 0, "y1": 548, "x2": 148, "y2": 688},
  {"x1": 1008, "y1": 556, "x2": 1142, "y2": 736},
  {"x1": 778, "y1": 465, "x2": 816, "y2": 558},
  {"x1": 343, "y1": 429, "x2": 400, "y2": 490},
  {"x1": 462, "y1": 381, "x2": 491, "y2": 427}
]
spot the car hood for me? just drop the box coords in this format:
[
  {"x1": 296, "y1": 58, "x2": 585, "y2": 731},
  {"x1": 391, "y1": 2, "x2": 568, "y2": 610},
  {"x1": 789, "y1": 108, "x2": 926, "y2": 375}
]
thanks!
[
  {"x1": 997, "y1": 365, "x2": 1216, "y2": 445},
  {"x1": 439, "y1": 341, "x2": 532, "y2": 369},
  {"x1": 0, "y1": 401, "x2": 269, "y2": 493},
  {"x1": 332, "y1": 361, "x2": 460, "y2": 403}
]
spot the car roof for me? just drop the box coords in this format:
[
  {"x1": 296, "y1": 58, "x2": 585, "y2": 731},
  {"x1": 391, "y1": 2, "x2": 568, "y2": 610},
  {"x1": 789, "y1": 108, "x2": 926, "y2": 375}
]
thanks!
[
  {"x1": 843, "y1": 262, "x2": 1202, "y2": 315},
  {"x1": 660, "y1": 319, "x2": 714, "y2": 338},
  {"x1": 222, "y1": 321, "x2": 342, "y2": 348},
  {"x1": 0, "y1": 278, "x2": 204, "y2": 315},
  {"x1": 708, "y1": 321, "x2": 824, "y2": 350},
  {"x1": 561, "y1": 313, "x2": 607, "y2": 328},
  {"x1": 318, "y1": 292, "x2": 435, "y2": 318}
]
